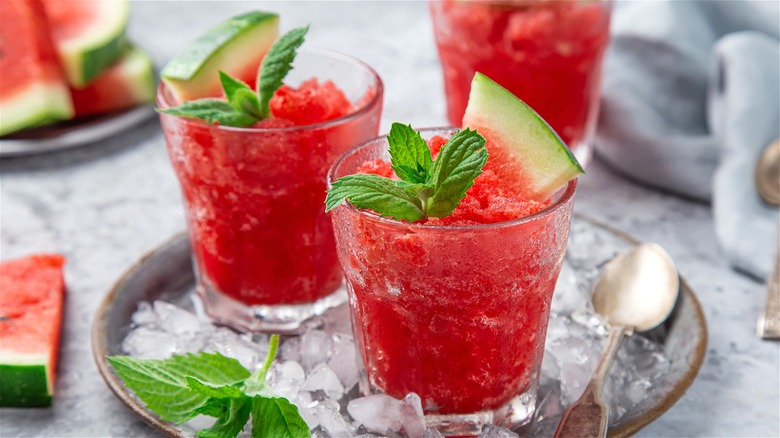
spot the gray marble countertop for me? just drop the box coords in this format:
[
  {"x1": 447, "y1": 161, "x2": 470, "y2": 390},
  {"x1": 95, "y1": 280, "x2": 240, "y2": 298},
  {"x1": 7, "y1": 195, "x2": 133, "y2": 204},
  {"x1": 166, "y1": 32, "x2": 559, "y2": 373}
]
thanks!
[{"x1": 1, "y1": 2, "x2": 778, "y2": 437}]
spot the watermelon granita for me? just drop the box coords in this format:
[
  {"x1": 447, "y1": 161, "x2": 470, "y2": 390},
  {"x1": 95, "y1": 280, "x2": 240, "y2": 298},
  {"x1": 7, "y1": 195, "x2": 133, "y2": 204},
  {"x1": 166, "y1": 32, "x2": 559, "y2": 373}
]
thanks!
[
  {"x1": 430, "y1": 0, "x2": 611, "y2": 164},
  {"x1": 327, "y1": 74, "x2": 581, "y2": 434},
  {"x1": 158, "y1": 13, "x2": 382, "y2": 331},
  {"x1": 0, "y1": 254, "x2": 66, "y2": 407}
]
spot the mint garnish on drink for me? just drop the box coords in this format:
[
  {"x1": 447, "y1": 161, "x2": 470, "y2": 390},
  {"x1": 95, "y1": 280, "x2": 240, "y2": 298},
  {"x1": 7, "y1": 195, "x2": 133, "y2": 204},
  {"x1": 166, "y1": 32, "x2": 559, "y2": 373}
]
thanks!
[
  {"x1": 107, "y1": 335, "x2": 310, "y2": 438},
  {"x1": 325, "y1": 123, "x2": 488, "y2": 221},
  {"x1": 160, "y1": 26, "x2": 308, "y2": 127}
]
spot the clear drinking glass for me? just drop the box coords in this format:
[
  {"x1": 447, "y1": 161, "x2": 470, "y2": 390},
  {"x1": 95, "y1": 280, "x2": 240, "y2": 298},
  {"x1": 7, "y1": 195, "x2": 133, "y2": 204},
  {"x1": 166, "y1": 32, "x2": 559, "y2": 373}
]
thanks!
[
  {"x1": 430, "y1": 0, "x2": 612, "y2": 167},
  {"x1": 328, "y1": 128, "x2": 577, "y2": 435},
  {"x1": 158, "y1": 48, "x2": 383, "y2": 333}
]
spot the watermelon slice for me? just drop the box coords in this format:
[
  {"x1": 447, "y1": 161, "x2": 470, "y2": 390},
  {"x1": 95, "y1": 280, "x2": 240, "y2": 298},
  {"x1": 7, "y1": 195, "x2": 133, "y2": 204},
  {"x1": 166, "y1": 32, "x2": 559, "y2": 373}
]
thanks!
[
  {"x1": 161, "y1": 11, "x2": 279, "y2": 103},
  {"x1": 0, "y1": 0, "x2": 73, "y2": 137},
  {"x1": 42, "y1": 0, "x2": 129, "y2": 88},
  {"x1": 462, "y1": 72, "x2": 584, "y2": 200},
  {"x1": 0, "y1": 254, "x2": 66, "y2": 408},
  {"x1": 71, "y1": 45, "x2": 155, "y2": 118}
]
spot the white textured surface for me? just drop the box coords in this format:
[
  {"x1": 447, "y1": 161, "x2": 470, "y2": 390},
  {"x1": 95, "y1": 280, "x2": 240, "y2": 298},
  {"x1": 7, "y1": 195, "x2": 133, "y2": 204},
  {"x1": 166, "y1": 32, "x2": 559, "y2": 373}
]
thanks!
[{"x1": 0, "y1": 2, "x2": 777, "y2": 437}]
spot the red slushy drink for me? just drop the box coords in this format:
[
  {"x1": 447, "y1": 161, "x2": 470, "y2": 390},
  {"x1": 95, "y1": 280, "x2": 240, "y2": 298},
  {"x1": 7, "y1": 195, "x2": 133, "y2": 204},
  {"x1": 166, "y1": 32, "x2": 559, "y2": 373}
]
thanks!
[
  {"x1": 329, "y1": 128, "x2": 576, "y2": 434},
  {"x1": 430, "y1": 0, "x2": 611, "y2": 165},
  {"x1": 159, "y1": 48, "x2": 382, "y2": 331}
]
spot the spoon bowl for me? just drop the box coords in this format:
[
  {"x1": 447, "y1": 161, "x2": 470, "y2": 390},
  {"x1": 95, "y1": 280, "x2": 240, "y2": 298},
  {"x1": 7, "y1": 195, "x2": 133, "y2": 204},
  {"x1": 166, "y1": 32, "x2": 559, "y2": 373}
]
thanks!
[{"x1": 592, "y1": 243, "x2": 680, "y2": 332}]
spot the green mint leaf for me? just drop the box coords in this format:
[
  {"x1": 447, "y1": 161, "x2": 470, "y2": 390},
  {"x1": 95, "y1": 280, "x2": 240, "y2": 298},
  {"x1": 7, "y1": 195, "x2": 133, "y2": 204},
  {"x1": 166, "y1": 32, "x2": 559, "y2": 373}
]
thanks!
[
  {"x1": 106, "y1": 352, "x2": 250, "y2": 423},
  {"x1": 325, "y1": 174, "x2": 426, "y2": 222},
  {"x1": 160, "y1": 99, "x2": 257, "y2": 127},
  {"x1": 187, "y1": 377, "x2": 245, "y2": 399},
  {"x1": 388, "y1": 123, "x2": 432, "y2": 184},
  {"x1": 251, "y1": 396, "x2": 311, "y2": 438},
  {"x1": 244, "y1": 334, "x2": 279, "y2": 396},
  {"x1": 197, "y1": 396, "x2": 252, "y2": 438},
  {"x1": 425, "y1": 128, "x2": 488, "y2": 218},
  {"x1": 219, "y1": 71, "x2": 262, "y2": 118},
  {"x1": 194, "y1": 397, "x2": 233, "y2": 418},
  {"x1": 258, "y1": 26, "x2": 309, "y2": 118}
]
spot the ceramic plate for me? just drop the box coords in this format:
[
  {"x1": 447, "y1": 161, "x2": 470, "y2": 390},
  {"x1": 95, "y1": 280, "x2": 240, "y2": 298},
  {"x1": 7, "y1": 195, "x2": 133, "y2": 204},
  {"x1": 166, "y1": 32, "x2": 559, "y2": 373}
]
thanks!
[
  {"x1": 92, "y1": 214, "x2": 707, "y2": 437},
  {"x1": 0, "y1": 106, "x2": 154, "y2": 157}
]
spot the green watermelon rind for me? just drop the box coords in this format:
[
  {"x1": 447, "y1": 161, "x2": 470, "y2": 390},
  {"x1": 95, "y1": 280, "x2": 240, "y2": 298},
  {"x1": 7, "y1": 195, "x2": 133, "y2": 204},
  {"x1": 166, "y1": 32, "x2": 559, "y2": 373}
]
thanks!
[
  {"x1": 463, "y1": 72, "x2": 584, "y2": 200},
  {"x1": 57, "y1": 0, "x2": 129, "y2": 88},
  {"x1": 114, "y1": 45, "x2": 156, "y2": 104},
  {"x1": 0, "y1": 355, "x2": 52, "y2": 407},
  {"x1": 160, "y1": 11, "x2": 279, "y2": 102},
  {"x1": 0, "y1": 81, "x2": 73, "y2": 136}
]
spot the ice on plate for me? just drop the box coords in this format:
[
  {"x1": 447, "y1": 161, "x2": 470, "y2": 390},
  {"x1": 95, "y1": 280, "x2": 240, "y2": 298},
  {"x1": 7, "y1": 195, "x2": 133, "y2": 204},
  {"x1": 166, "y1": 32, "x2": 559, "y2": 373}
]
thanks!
[{"x1": 120, "y1": 225, "x2": 673, "y2": 437}]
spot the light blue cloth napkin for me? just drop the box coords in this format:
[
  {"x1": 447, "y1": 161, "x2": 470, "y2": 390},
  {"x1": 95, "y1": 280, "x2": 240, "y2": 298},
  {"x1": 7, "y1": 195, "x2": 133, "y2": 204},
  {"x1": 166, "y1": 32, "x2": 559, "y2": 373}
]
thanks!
[{"x1": 596, "y1": 0, "x2": 780, "y2": 280}]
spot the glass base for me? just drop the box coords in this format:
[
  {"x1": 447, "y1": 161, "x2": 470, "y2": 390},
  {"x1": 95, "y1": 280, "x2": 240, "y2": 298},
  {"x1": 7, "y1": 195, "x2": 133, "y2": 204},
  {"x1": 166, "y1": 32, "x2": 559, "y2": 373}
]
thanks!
[
  {"x1": 197, "y1": 282, "x2": 348, "y2": 334},
  {"x1": 423, "y1": 380, "x2": 538, "y2": 436}
]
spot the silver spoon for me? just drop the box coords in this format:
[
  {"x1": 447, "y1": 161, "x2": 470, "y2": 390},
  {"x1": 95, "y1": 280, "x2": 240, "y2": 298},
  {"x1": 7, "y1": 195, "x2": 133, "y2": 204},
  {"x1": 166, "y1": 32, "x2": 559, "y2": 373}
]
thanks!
[
  {"x1": 755, "y1": 138, "x2": 780, "y2": 339},
  {"x1": 553, "y1": 243, "x2": 680, "y2": 438},
  {"x1": 755, "y1": 138, "x2": 779, "y2": 207}
]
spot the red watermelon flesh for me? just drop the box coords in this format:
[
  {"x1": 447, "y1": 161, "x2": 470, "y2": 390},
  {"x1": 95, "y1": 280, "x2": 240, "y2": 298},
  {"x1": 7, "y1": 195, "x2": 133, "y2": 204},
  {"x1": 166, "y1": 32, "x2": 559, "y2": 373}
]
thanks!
[
  {"x1": 71, "y1": 46, "x2": 154, "y2": 118},
  {"x1": 0, "y1": 254, "x2": 66, "y2": 407},
  {"x1": 0, "y1": 0, "x2": 73, "y2": 136}
]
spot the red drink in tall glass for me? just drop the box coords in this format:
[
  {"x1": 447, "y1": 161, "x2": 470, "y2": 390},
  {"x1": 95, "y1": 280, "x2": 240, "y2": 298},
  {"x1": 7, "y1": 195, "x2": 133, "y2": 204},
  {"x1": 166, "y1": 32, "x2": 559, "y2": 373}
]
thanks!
[
  {"x1": 430, "y1": 0, "x2": 611, "y2": 165},
  {"x1": 329, "y1": 129, "x2": 576, "y2": 434},
  {"x1": 159, "y1": 49, "x2": 383, "y2": 332}
]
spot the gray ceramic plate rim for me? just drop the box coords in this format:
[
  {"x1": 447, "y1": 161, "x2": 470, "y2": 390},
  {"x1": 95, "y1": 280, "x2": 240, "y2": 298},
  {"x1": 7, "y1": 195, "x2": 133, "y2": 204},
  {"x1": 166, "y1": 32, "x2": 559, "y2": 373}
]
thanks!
[
  {"x1": 0, "y1": 105, "x2": 154, "y2": 157},
  {"x1": 91, "y1": 214, "x2": 708, "y2": 437}
]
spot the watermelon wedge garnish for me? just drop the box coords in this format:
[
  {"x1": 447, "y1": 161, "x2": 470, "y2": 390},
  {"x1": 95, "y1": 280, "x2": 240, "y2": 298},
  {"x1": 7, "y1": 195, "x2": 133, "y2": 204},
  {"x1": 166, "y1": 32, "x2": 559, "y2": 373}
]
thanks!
[
  {"x1": 0, "y1": 254, "x2": 66, "y2": 407},
  {"x1": 161, "y1": 11, "x2": 279, "y2": 102},
  {"x1": 0, "y1": 0, "x2": 73, "y2": 136},
  {"x1": 42, "y1": 0, "x2": 129, "y2": 88},
  {"x1": 463, "y1": 72, "x2": 584, "y2": 201}
]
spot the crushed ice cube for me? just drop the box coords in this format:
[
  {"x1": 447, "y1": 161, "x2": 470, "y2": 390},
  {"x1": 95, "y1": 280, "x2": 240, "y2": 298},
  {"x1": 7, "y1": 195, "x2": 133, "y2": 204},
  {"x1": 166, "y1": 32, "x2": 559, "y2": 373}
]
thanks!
[
  {"x1": 302, "y1": 364, "x2": 345, "y2": 401},
  {"x1": 280, "y1": 337, "x2": 302, "y2": 363},
  {"x1": 267, "y1": 360, "x2": 306, "y2": 400},
  {"x1": 203, "y1": 327, "x2": 266, "y2": 371},
  {"x1": 399, "y1": 393, "x2": 425, "y2": 438},
  {"x1": 348, "y1": 393, "x2": 403, "y2": 435},
  {"x1": 300, "y1": 330, "x2": 332, "y2": 372},
  {"x1": 347, "y1": 393, "x2": 423, "y2": 437},
  {"x1": 316, "y1": 398, "x2": 355, "y2": 437},
  {"x1": 121, "y1": 327, "x2": 179, "y2": 359},
  {"x1": 298, "y1": 398, "x2": 320, "y2": 430},
  {"x1": 479, "y1": 424, "x2": 519, "y2": 438},
  {"x1": 153, "y1": 300, "x2": 209, "y2": 334},
  {"x1": 130, "y1": 301, "x2": 157, "y2": 326},
  {"x1": 328, "y1": 333, "x2": 359, "y2": 390}
]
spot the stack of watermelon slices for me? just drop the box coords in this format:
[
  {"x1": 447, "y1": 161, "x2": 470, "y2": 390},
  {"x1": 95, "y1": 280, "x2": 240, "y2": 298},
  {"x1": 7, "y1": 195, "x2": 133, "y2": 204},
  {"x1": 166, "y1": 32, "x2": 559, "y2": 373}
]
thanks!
[{"x1": 0, "y1": 0, "x2": 154, "y2": 137}]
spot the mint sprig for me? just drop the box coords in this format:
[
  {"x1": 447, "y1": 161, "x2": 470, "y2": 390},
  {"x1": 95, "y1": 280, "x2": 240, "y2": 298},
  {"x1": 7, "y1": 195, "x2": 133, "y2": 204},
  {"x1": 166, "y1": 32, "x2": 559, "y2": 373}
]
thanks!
[
  {"x1": 325, "y1": 123, "x2": 488, "y2": 221},
  {"x1": 257, "y1": 25, "x2": 309, "y2": 118},
  {"x1": 159, "y1": 26, "x2": 309, "y2": 126},
  {"x1": 107, "y1": 335, "x2": 310, "y2": 438}
]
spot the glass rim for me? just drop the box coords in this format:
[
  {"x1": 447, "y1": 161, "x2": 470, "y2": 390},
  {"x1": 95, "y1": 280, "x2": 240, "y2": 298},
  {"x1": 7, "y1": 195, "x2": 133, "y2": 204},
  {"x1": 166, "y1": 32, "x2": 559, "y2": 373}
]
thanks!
[
  {"x1": 156, "y1": 47, "x2": 384, "y2": 133},
  {"x1": 327, "y1": 127, "x2": 578, "y2": 231}
]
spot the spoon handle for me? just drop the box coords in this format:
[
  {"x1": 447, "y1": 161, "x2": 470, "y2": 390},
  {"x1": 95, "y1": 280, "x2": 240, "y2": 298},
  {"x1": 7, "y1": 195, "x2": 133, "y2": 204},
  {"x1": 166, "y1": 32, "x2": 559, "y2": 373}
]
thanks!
[{"x1": 554, "y1": 325, "x2": 627, "y2": 438}]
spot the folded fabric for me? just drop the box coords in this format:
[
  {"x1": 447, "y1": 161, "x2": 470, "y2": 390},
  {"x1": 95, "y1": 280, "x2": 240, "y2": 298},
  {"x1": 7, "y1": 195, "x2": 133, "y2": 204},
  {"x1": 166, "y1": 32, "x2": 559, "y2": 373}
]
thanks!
[{"x1": 596, "y1": 0, "x2": 779, "y2": 280}]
